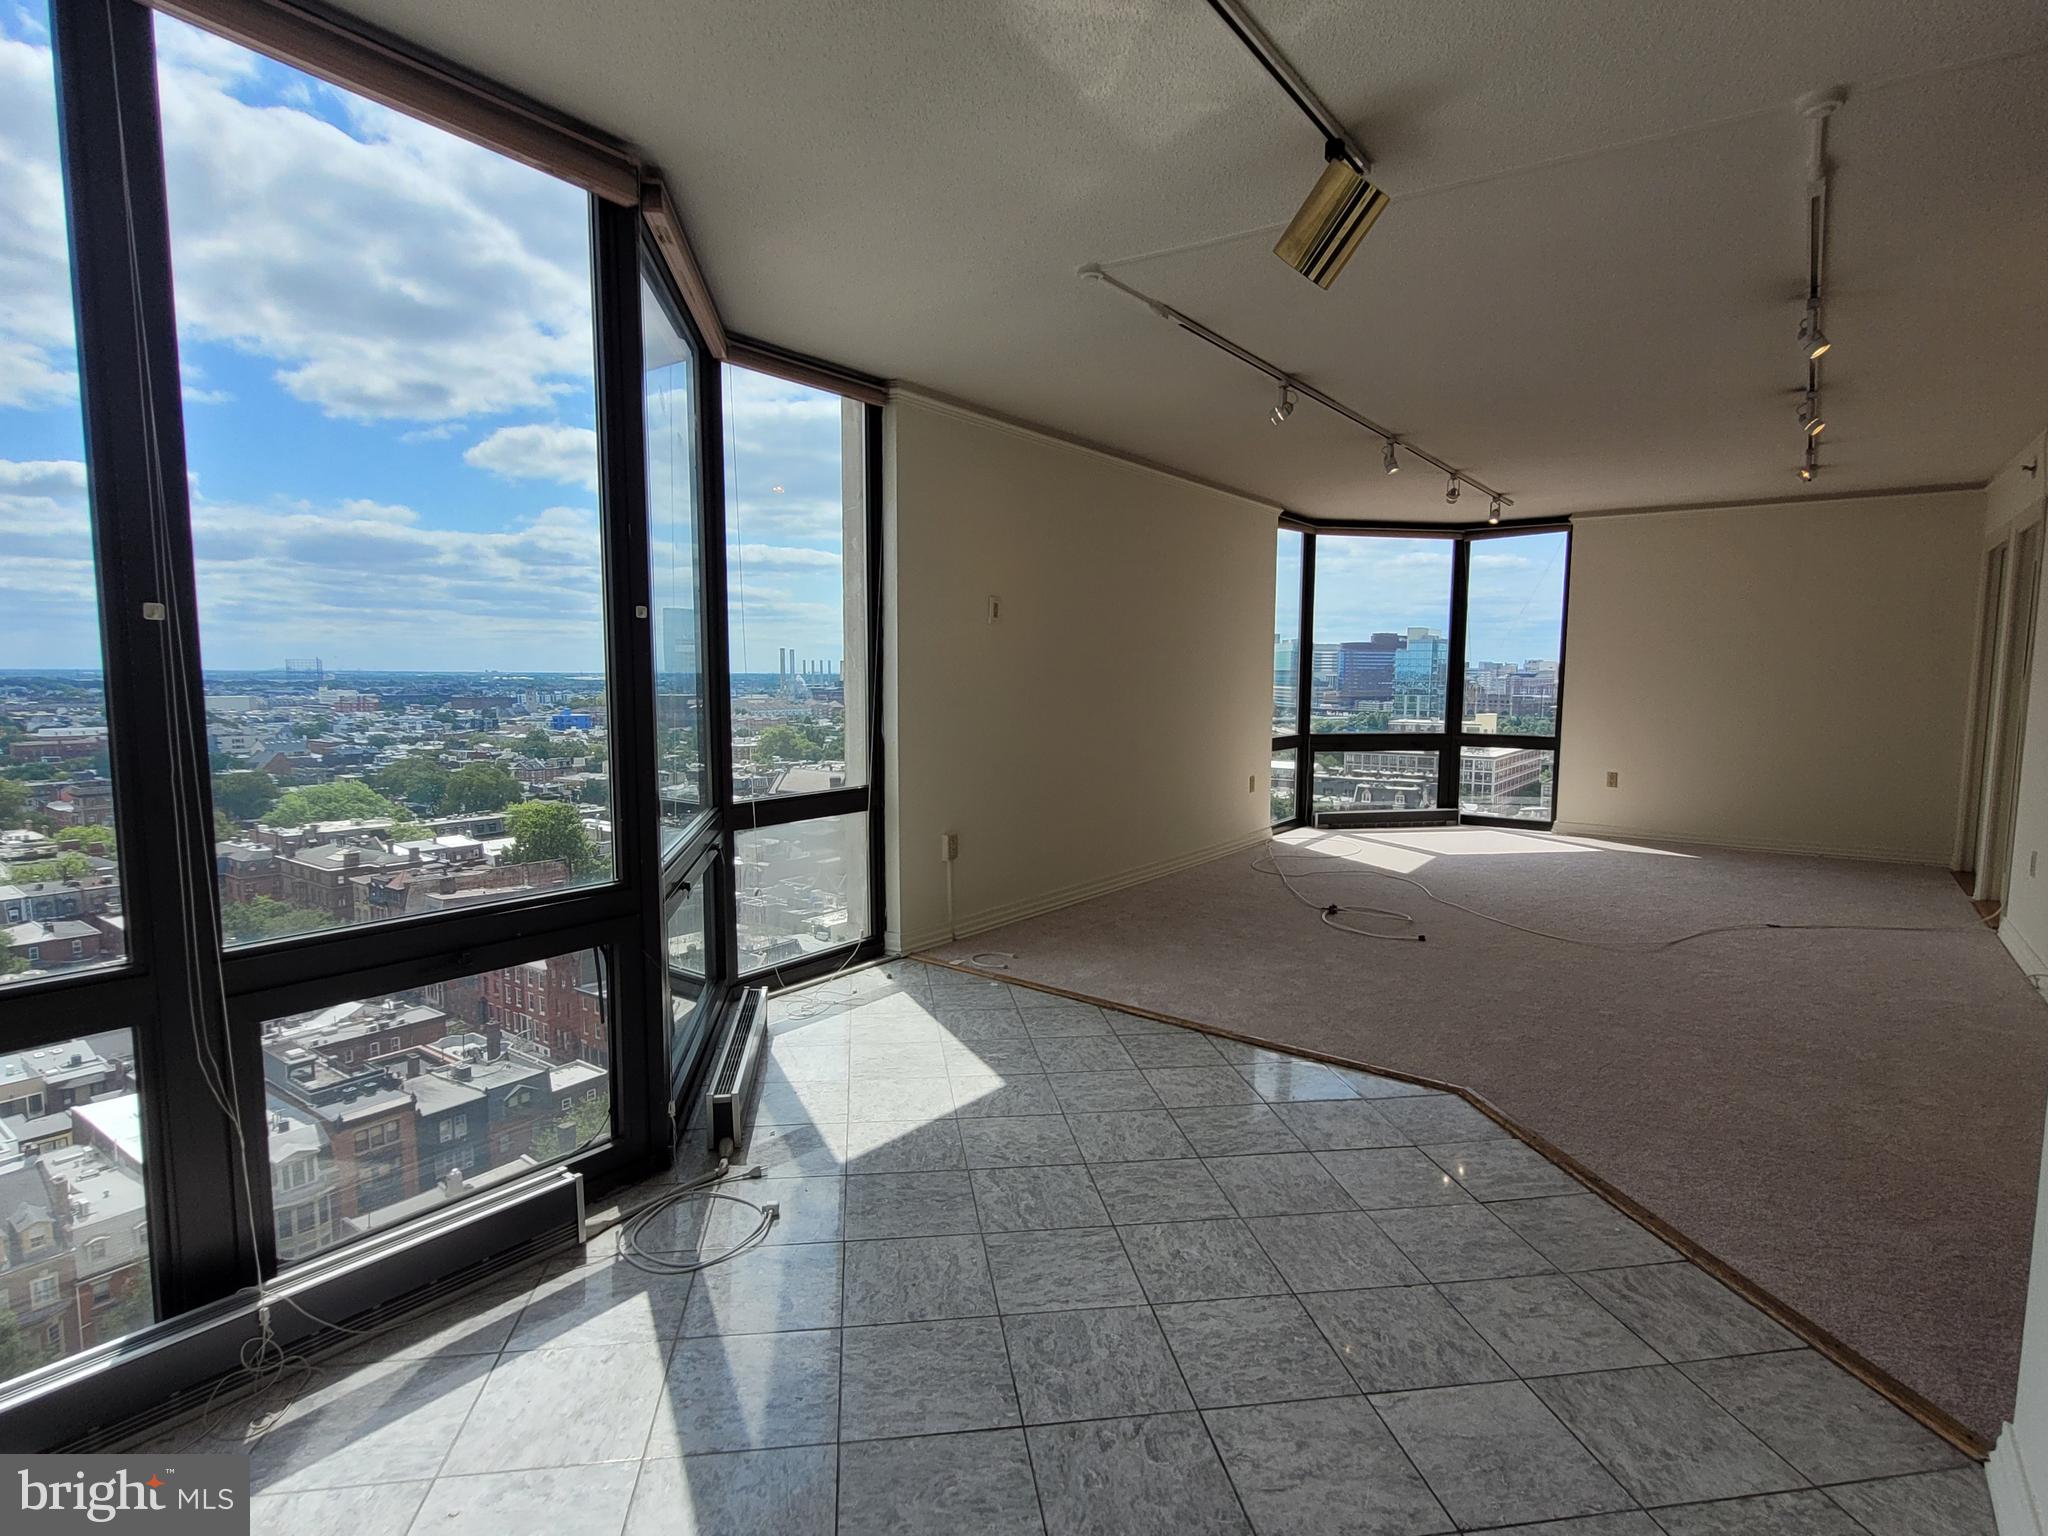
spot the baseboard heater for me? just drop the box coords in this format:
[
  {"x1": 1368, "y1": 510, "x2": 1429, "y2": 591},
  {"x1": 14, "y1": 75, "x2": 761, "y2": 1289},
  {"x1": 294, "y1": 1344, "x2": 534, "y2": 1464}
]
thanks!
[
  {"x1": 1316, "y1": 806, "x2": 1459, "y2": 830},
  {"x1": 6, "y1": 1165, "x2": 585, "y2": 1454},
  {"x1": 707, "y1": 984, "x2": 770, "y2": 1157}
]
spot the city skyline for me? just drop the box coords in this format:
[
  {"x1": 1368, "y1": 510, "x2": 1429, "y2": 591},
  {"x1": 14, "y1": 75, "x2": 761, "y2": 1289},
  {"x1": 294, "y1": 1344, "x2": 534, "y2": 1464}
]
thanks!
[{"x1": 1277, "y1": 531, "x2": 1569, "y2": 670}]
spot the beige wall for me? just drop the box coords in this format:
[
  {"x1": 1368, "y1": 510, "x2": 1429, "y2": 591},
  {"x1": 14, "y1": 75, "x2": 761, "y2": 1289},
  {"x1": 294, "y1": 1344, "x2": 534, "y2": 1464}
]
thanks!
[
  {"x1": 1554, "y1": 490, "x2": 1983, "y2": 863},
  {"x1": 882, "y1": 392, "x2": 1276, "y2": 953}
]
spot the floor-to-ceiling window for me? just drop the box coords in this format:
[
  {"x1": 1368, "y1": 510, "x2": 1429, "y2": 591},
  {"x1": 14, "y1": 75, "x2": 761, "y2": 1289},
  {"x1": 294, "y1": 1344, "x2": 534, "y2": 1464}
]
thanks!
[
  {"x1": 0, "y1": 0, "x2": 158, "y2": 1383},
  {"x1": 1461, "y1": 528, "x2": 1568, "y2": 821},
  {"x1": 722, "y1": 365, "x2": 882, "y2": 985},
  {"x1": 1271, "y1": 526, "x2": 1303, "y2": 825},
  {"x1": 1272, "y1": 521, "x2": 1570, "y2": 829},
  {"x1": 0, "y1": 0, "x2": 880, "y2": 1442}
]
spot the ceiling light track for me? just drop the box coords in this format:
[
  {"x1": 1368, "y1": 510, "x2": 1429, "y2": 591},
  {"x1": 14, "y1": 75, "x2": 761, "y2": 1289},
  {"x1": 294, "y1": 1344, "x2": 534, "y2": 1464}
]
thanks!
[
  {"x1": 1201, "y1": 0, "x2": 1368, "y2": 175},
  {"x1": 1793, "y1": 89, "x2": 1843, "y2": 484},
  {"x1": 1078, "y1": 264, "x2": 1515, "y2": 511}
]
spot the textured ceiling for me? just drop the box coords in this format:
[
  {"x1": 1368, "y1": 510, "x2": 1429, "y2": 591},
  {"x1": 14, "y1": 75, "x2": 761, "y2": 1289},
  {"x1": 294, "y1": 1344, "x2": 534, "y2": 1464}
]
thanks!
[{"x1": 335, "y1": 0, "x2": 2048, "y2": 521}]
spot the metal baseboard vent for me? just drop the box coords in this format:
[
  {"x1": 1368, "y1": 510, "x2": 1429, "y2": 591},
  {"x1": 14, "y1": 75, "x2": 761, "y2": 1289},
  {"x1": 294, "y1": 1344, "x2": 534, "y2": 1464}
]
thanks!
[
  {"x1": 708, "y1": 985, "x2": 770, "y2": 1157},
  {"x1": 1316, "y1": 806, "x2": 1459, "y2": 830},
  {"x1": 10, "y1": 1168, "x2": 586, "y2": 1454}
]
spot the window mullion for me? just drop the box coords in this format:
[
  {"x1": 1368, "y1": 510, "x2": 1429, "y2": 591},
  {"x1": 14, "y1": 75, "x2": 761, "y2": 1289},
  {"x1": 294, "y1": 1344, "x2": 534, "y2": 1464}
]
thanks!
[{"x1": 52, "y1": 0, "x2": 255, "y2": 1317}]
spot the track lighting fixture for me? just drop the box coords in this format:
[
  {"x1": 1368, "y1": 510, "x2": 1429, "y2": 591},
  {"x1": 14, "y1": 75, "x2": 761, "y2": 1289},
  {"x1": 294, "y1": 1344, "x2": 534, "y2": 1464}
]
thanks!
[
  {"x1": 1198, "y1": 0, "x2": 1386, "y2": 289},
  {"x1": 1274, "y1": 147, "x2": 1389, "y2": 289},
  {"x1": 1077, "y1": 264, "x2": 1515, "y2": 516},
  {"x1": 1487, "y1": 496, "x2": 1502, "y2": 525},
  {"x1": 1797, "y1": 393, "x2": 1825, "y2": 437},
  {"x1": 1799, "y1": 439, "x2": 1819, "y2": 482},
  {"x1": 1798, "y1": 303, "x2": 1830, "y2": 361}
]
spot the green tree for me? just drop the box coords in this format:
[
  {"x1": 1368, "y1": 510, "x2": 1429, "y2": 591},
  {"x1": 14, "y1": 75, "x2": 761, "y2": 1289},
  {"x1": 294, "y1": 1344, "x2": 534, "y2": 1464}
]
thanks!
[
  {"x1": 387, "y1": 819, "x2": 431, "y2": 842},
  {"x1": 371, "y1": 755, "x2": 449, "y2": 808},
  {"x1": 520, "y1": 728, "x2": 553, "y2": 759},
  {"x1": 0, "y1": 778, "x2": 28, "y2": 827},
  {"x1": 527, "y1": 1093, "x2": 610, "y2": 1162},
  {"x1": 54, "y1": 824, "x2": 115, "y2": 856},
  {"x1": 365, "y1": 733, "x2": 395, "y2": 749},
  {"x1": 14, "y1": 852, "x2": 97, "y2": 882},
  {"x1": 506, "y1": 800, "x2": 599, "y2": 874},
  {"x1": 0, "y1": 1304, "x2": 38, "y2": 1380},
  {"x1": 212, "y1": 769, "x2": 279, "y2": 822},
  {"x1": 753, "y1": 724, "x2": 813, "y2": 763},
  {"x1": 440, "y1": 763, "x2": 520, "y2": 815},
  {"x1": 0, "y1": 951, "x2": 25, "y2": 979},
  {"x1": 221, "y1": 896, "x2": 331, "y2": 941},
  {"x1": 263, "y1": 780, "x2": 404, "y2": 827}
]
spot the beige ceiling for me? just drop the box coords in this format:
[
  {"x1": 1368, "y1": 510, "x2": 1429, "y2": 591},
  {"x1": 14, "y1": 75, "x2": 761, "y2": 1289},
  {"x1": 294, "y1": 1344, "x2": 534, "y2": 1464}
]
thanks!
[{"x1": 337, "y1": 0, "x2": 2048, "y2": 522}]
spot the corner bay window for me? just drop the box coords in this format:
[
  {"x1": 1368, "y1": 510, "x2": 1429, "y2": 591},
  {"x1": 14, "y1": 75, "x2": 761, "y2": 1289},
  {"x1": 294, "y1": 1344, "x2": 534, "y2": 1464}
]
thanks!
[{"x1": 1273, "y1": 522, "x2": 1569, "y2": 830}]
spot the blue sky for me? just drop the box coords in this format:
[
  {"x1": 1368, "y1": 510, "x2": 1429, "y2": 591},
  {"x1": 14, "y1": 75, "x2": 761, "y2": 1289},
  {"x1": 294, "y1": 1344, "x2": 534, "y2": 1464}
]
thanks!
[
  {"x1": 1280, "y1": 529, "x2": 1568, "y2": 668},
  {"x1": 0, "y1": 5, "x2": 852, "y2": 675}
]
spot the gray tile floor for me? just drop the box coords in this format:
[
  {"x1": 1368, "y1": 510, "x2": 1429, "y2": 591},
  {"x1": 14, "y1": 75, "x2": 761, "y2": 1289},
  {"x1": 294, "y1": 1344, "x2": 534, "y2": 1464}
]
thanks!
[{"x1": 149, "y1": 961, "x2": 1997, "y2": 1535}]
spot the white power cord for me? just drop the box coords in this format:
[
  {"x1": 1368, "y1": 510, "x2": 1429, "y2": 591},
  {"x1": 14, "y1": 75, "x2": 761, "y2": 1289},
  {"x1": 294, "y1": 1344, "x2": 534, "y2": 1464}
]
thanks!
[{"x1": 613, "y1": 1159, "x2": 780, "y2": 1274}]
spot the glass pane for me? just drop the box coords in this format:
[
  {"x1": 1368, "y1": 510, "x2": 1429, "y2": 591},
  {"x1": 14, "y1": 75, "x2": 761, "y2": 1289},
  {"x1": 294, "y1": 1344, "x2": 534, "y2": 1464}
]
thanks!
[
  {"x1": 154, "y1": 18, "x2": 612, "y2": 948},
  {"x1": 735, "y1": 813, "x2": 870, "y2": 973},
  {"x1": 1310, "y1": 536, "x2": 1453, "y2": 732},
  {"x1": 1465, "y1": 531, "x2": 1567, "y2": 735},
  {"x1": 666, "y1": 869, "x2": 711, "y2": 1081},
  {"x1": 644, "y1": 277, "x2": 708, "y2": 850},
  {"x1": 1273, "y1": 529, "x2": 1301, "y2": 733},
  {"x1": 1270, "y1": 753, "x2": 1297, "y2": 824},
  {"x1": 0, "y1": 2, "x2": 127, "y2": 992},
  {"x1": 261, "y1": 950, "x2": 609, "y2": 1265},
  {"x1": 1461, "y1": 746, "x2": 1555, "y2": 822},
  {"x1": 725, "y1": 367, "x2": 867, "y2": 801},
  {"x1": 0, "y1": 1028, "x2": 155, "y2": 1383},
  {"x1": 1313, "y1": 751, "x2": 1440, "y2": 813}
]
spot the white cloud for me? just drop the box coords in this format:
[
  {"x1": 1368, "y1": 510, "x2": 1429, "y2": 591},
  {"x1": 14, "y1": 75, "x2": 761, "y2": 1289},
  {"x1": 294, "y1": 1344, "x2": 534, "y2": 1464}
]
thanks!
[
  {"x1": 153, "y1": 17, "x2": 595, "y2": 424},
  {"x1": 0, "y1": 30, "x2": 80, "y2": 409},
  {"x1": 185, "y1": 488, "x2": 606, "y2": 670},
  {"x1": 0, "y1": 459, "x2": 101, "y2": 668},
  {"x1": 729, "y1": 543, "x2": 842, "y2": 573},
  {"x1": 465, "y1": 423, "x2": 599, "y2": 491}
]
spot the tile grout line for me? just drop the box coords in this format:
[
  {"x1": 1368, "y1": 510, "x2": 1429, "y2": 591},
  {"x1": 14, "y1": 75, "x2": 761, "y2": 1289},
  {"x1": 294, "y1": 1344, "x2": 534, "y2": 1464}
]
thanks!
[{"x1": 967, "y1": 1168, "x2": 1053, "y2": 1535}]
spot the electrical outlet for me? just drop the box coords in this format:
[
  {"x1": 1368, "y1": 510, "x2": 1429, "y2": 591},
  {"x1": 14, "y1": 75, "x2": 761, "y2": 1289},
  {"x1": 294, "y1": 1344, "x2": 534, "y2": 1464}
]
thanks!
[
  {"x1": 2032, "y1": 850, "x2": 2039, "y2": 879},
  {"x1": 987, "y1": 595, "x2": 1001, "y2": 623},
  {"x1": 941, "y1": 831, "x2": 960, "y2": 862},
  {"x1": 1249, "y1": 774, "x2": 1256, "y2": 793},
  {"x1": 1605, "y1": 771, "x2": 1620, "y2": 788}
]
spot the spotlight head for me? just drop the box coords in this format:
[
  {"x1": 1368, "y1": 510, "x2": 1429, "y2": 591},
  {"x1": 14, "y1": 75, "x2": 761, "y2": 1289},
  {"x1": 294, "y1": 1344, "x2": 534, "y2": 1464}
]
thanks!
[
  {"x1": 1798, "y1": 464, "x2": 1815, "y2": 482},
  {"x1": 1269, "y1": 384, "x2": 1296, "y2": 427},
  {"x1": 1444, "y1": 476, "x2": 1460, "y2": 505},
  {"x1": 1274, "y1": 151, "x2": 1389, "y2": 289},
  {"x1": 1487, "y1": 496, "x2": 1502, "y2": 525},
  {"x1": 1382, "y1": 440, "x2": 1400, "y2": 476},
  {"x1": 1798, "y1": 304, "x2": 1831, "y2": 361},
  {"x1": 1797, "y1": 394, "x2": 1825, "y2": 437}
]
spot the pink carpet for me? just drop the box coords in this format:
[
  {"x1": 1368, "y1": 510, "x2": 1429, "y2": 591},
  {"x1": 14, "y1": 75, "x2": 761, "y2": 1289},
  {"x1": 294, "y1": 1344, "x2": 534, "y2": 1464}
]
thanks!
[{"x1": 929, "y1": 826, "x2": 2048, "y2": 1444}]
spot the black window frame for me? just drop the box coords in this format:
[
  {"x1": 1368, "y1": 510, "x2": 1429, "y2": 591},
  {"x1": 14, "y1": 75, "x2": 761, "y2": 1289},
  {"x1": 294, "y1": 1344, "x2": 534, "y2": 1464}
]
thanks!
[
  {"x1": 0, "y1": 0, "x2": 881, "y2": 1447},
  {"x1": 1272, "y1": 517, "x2": 1573, "y2": 833},
  {"x1": 718, "y1": 383, "x2": 888, "y2": 992}
]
